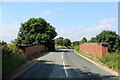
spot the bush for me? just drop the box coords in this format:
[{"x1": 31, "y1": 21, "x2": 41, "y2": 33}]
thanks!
[
  {"x1": 74, "y1": 45, "x2": 79, "y2": 52},
  {"x1": 1, "y1": 41, "x2": 26, "y2": 78},
  {"x1": 2, "y1": 54, "x2": 26, "y2": 77},
  {"x1": 99, "y1": 52, "x2": 119, "y2": 71}
]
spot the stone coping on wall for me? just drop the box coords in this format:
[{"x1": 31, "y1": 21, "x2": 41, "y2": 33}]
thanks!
[
  {"x1": 81, "y1": 42, "x2": 108, "y2": 46},
  {"x1": 18, "y1": 44, "x2": 45, "y2": 47}
]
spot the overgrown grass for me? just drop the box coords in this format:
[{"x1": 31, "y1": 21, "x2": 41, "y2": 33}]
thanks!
[
  {"x1": 99, "y1": 51, "x2": 120, "y2": 72},
  {"x1": 2, "y1": 54, "x2": 26, "y2": 78}
]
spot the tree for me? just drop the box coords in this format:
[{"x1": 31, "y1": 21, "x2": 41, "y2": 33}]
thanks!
[
  {"x1": 16, "y1": 18, "x2": 57, "y2": 51},
  {"x1": 55, "y1": 37, "x2": 64, "y2": 46},
  {"x1": 80, "y1": 37, "x2": 87, "y2": 44},
  {"x1": 55, "y1": 37, "x2": 71, "y2": 47},
  {"x1": 92, "y1": 30, "x2": 120, "y2": 52},
  {"x1": 63, "y1": 38, "x2": 71, "y2": 47},
  {"x1": 72, "y1": 41, "x2": 80, "y2": 46},
  {"x1": 88, "y1": 37, "x2": 96, "y2": 43}
]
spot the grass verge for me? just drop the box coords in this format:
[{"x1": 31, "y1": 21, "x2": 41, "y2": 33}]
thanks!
[
  {"x1": 2, "y1": 54, "x2": 26, "y2": 78},
  {"x1": 55, "y1": 45, "x2": 72, "y2": 49},
  {"x1": 74, "y1": 45, "x2": 119, "y2": 72}
]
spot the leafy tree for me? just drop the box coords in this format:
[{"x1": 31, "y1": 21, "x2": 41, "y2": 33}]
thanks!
[
  {"x1": 16, "y1": 18, "x2": 57, "y2": 51},
  {"x1": 72, "y1": 41, "x2": 80, "y2": 46},
  {"x1": 63, "y1": 38, "x2": 71, "y2": 47},
  {"x1": 8, "y1": 40, "x2": 20, "y2": 54},
  {"x1": 55, "y1": 37, "x2": 71, "y2": 47},
  {"x1": 80, "y1": 37, "x2": 87, "y2": 44},
  {"x1": 1, "y1": 41, "x2": 13, "y2": 60},
  {"x1": 88, "y1": 37, "x2": 96, "y2": 43},
  {"x1": 90, "y1": 30, "x2": 120, "y2": 52},
  {"x1": 55, "y1": 37, "x2": 64, "y2": 46}
]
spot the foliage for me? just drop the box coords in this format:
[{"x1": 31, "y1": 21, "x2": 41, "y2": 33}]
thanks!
[
  {"x1": 79, "y1": 37, "x2": 87, "y2": 44},
  {"x1": 8, "y1": 40, "x2": 20, "y2": 54},
  {"x1": 88, "y1": 30, "x2": 120, "y2": 52},
  {"x1": 3, "y1": 54, "x2": 26, "y2": 78},
  {"x1": 1, "y1": 40, "x2": 26, "y2": 77},
  {"x1": 99, "y1": 51, "x2": 120, "y2": 71},
  {"x1": 55, "y1": 37, "x2": 71, "y2": 47},
  {"x1": 72, "y1": 41, "x2": 80, "y2": 46},
  {"x1": 63, "y1": 38, "x2": 71, "y2": 47},
  {"x1": 87, "y1": 37, "x2": 96, "y2": 43},
  {"x1": 55, "y1": 37, "x2": 64, "y2": 46},
  {"x1": 16, "y1": 18, "x2": 57, "y2": 51},
  {"x1": 55, "y1": 45, "x2": 68, "y2": 49},
  {"x1": 74, "y1": 45, "x2": 80, "y2": 51}
]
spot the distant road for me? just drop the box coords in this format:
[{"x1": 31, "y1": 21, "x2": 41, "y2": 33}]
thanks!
[{"x1": 17, "y1": 49, "x2": 119, "y2": 79}]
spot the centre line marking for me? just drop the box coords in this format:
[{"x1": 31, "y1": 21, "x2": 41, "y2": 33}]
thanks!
[
  {"x1": 62, "y1": 55, "x2": 63, "y2": 59},
  {"x1": 63, "y1": 61, "x2": 68, "y2": 77}
]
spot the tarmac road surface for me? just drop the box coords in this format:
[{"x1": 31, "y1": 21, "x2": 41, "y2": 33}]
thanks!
[{"x1": 17, "y1": 49, "x2": 119, "y2": 80}]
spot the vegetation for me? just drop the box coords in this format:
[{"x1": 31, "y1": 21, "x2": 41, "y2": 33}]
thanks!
[
  {"x1": 16, "y1": 18, "x2": 57, "y2": 51},
  {"x1": 99, "y1": 51, "x2": 120, "y2": 71},
  {"x1": 88, "y1": 30, "x2": 120, "y2": 52},
  {"x1": 1, "y1": 40, "x2": 26, "y2": 78},
  {"x1": 55, "y1": 37, "x2": 72, "y2": 49},
  {"x1": 74, "y1": 30, "x2": 120, "y2": 72}
]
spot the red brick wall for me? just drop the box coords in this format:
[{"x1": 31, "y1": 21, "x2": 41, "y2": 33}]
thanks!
[
  {"x1": 20, "y1": 45, "x2": 46, "y2": 56},
  {"x1": 80, "y1": 43, "x2": 108, "y2": 58}
]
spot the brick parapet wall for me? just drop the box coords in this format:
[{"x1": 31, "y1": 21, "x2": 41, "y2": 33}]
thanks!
[
  {"x1": 80, "y1": 43, "x2": 108, "y2": 58},
  {"x1": 20, "y1": 44, "x2": 46, "y2": 56}
]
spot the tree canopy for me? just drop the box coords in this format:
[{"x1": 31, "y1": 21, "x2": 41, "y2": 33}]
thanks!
[
  {"x1": 88, "y1": 30, "x2": 120, "y2": 52},
  {"x1": 16, "y1": 18, "x2": 57, "y2": 51},
  {"x1": 79, "y1": 37, "x2": 87, "y2": 44},
  {"x1": 55, "y1": 37, "x2": 71, "y2": 47}
]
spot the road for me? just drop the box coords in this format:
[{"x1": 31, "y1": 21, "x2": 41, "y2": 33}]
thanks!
[{"x1": 17, "y1": 49, "x2": 119, "y2": 80}]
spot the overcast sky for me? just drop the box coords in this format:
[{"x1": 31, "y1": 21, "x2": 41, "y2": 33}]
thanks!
[{"x1": 0, "y1": 2, "x2": 118, "y2": 43}]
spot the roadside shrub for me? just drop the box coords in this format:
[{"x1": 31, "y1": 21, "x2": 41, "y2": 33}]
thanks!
[
  {"x1": 1, "y1": 41, "x2": 26, "y2": 78},
  {"x1": 74, "y1": 45, "x2": 79, "y2": 52},
  {"x1": 99, "y1": 52, "x2": 119, "y2": 71},
  {"x1": 2, "y1": 54, "x2": 26, "y2": 77}
]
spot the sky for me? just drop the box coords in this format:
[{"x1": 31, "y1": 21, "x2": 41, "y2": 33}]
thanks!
[{"x1": 0, "y1": 2, "x2": 118, "y2": 43}]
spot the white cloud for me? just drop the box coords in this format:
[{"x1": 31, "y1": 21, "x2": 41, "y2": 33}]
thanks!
[
  {"x1": 56, "y1": 18, "x2": 117, "y2": 41},
  {"x1": 99, "y1": 18, "x2": 117, "y2": 24},
  {"x1": 41, "y1": 10, "x2": 52, "y2": 16},
  {"x1": 0, "y1": 23, "x2": 20, "y2": 43}
]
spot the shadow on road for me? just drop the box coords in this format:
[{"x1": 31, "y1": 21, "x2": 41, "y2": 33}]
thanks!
[
  {"x1": 53, "y1": 49, "x2": 74, "y2": 53},
  {"x1": 9, "y1": 59, "x2": 119, "y2": 80}
]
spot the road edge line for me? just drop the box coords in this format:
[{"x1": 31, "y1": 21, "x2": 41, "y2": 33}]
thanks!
[{"x1": 74, "y1": 50, "x2": 119, "y2": 76}]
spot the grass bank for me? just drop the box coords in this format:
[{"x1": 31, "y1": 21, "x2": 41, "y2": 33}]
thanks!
[
  {"x1": 2, "y1": 54, "x2": 26, "y2": 78},
  {"x1": 55, "y1": 45, "x2": 72, "y2": 49}
]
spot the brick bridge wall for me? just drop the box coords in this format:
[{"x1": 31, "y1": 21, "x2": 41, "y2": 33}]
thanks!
[
  {"x1": 20, "y1": 44, "x2": 46, "y2": 56},
  {"x1": 80, "y1": 43, "x2": 108, "y2": 58}
]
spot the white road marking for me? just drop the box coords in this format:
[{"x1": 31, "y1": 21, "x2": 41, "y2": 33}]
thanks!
[
  {"x1": 62, "y1": 54, "x2": 63, "y2": 59},
  {"x1": 62, "y1": 51, "x2": 68, "y2": 77},
  {"x1": 74, "y1": 50, "x2": 98, "y2": 65},
  {"x1": 74, "y1": 50, "x2": 119, "y2": 76},
  {"x1": 63, "y1": 61, "x2": 68, "y2": 77}
]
